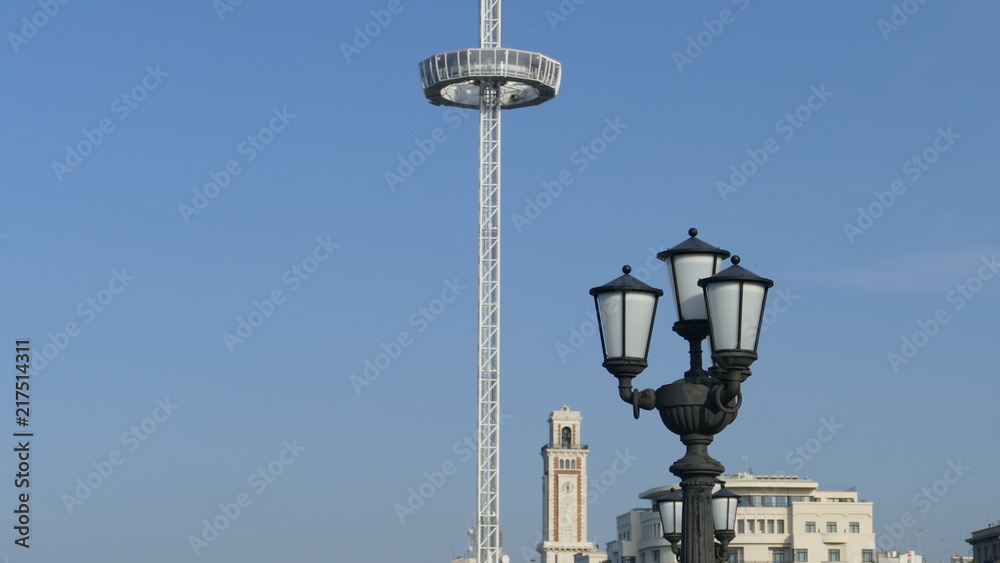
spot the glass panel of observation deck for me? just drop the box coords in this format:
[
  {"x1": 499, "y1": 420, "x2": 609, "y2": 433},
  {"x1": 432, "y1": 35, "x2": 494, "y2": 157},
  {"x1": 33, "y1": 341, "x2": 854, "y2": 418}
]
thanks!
[
  {"x1": 423, "y1": 59, "x2": 433, "y2": 87},
  {"x1": 482, "y1": 49, "x2": 495, "y2": 73},
  {"x1": 470, "y1": 49, "x2": 481, "y2": 73},
  {"x1": 509, "y1": 52, "x2": 522, "y2": 77},
  {"x1": 521, "y1": 52, "x2": 533, "y2": 78}
]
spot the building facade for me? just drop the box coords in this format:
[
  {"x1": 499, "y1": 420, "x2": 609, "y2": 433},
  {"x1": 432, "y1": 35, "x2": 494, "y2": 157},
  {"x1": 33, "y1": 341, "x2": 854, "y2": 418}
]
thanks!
[
  {"x1": 539, "y1": 406, "x2": 604, "y2": 563},
  {"x1": 876, "y1": 550, "x2": 923, "y2": 563},
  {"x1": 967, "y1": 524, "x2": 1000, "y2": 563},
  {"x1": 606, "y1": 474, "x2": 875, "y2": 563}
]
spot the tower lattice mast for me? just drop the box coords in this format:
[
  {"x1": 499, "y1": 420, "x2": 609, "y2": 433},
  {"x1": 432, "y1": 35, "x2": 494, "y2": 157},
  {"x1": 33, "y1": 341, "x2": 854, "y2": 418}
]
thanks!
[
  {"x1": 477, "y1": 1, "x2": 502, "y2": 562},
  {"x1": 418, "y1": 3, "x2": 561, "y2": 562}
]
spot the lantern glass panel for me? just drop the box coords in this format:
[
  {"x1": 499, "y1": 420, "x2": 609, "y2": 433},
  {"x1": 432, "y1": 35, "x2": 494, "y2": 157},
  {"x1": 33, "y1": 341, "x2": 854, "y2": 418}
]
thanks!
[
  {"x1": 738, "y1": 283, "x2": 767, "y2": 352},
  {"x1": 624, "y1": 292, "x2": 656, "y2": 358},
  {"x1": 668, "y1": 253, "x2": 721, "y2": 321},
  {"x1": 712, "y1": 494, "x2": 739, "y2": 532},
  {"x1": 706, "y1": 282, "x2": 740, "y2": 350},
  {"x1": 657, "y1": 497, "x2": 683, "y2": 535},
  {"x1": 596, "y1": 293, "x2": 623, "y2": 359}
]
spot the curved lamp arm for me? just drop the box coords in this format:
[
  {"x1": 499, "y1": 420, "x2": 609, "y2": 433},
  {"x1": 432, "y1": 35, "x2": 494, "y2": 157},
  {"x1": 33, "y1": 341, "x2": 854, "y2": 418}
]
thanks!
[
  {"x1": 617, "y1": 377, "x2": 656, "y2": 419},
  {"x1": 715, "y1": 530, "x2": 735, "y2": 563}
]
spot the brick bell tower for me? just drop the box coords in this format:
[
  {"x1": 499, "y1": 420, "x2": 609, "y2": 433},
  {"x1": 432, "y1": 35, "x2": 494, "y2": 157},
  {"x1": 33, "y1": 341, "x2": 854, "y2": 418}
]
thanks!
[{"x1": 539, "y1": 406, "x2": 596, "y2": 563}]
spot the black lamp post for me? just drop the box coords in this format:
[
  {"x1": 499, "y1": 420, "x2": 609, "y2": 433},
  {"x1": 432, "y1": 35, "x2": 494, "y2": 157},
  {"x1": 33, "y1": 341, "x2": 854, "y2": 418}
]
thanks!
[{"x1": 590, "y1": 228, "x2": 773, "y2": 563}]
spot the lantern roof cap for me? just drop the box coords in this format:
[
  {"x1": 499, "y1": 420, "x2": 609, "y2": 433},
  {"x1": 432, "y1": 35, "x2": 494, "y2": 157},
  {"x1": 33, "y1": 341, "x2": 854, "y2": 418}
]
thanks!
[
  {"x1": 697, "y1": 256, "x2": 774, "y2": 288},
  {"x1": 657, "y1": 228, "x2": 731, "y2": 261},
  {"x1": 589, "y1": 265, "x2": 664, "y2": 297},
  {"x1": 655, "y1": 488, "x2": 683, "y2": 503}
]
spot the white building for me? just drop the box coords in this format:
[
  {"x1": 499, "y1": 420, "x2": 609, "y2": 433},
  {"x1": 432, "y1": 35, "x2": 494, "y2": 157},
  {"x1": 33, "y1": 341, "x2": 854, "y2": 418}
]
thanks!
[
  {"x1": 538, "y1": 406, "x2": 607, "y2": 563},
  {"x1": 606, "y1": 474, "x2": 875, "y2": 563},
  {"x1": 876, "y1": 550, "x2": 924, "y2": 563}
]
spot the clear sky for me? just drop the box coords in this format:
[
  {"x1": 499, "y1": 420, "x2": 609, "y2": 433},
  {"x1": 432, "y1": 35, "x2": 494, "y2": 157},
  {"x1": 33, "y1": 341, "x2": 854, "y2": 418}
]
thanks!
[{"x1": 2, "y1": 1, "x2": 998, "y2": 561}]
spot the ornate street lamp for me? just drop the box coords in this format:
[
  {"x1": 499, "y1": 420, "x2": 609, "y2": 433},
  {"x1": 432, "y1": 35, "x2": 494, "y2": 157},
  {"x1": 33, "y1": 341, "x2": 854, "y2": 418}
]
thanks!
[
  {"x1": 712, "y1": 486, "x2": 740, "y2": 561},
  {"x1": 657, "y1": 229, "x2": 730, "y2": 326},
  {"x1": 700, "y1": 255, "x2": 774, "y2": 378},
  {"x1": 590, "y1": 228, "x2": 773, "y2": 563},
  {"x1": 657, "y1": 488, "x2": 683, "y2": 557},
  {"x1": 589, "y1": 265, "x2": 664, "y2": 418},
  {"x1": 656, "y1": 228, "x2": 730, "y2": 379}
]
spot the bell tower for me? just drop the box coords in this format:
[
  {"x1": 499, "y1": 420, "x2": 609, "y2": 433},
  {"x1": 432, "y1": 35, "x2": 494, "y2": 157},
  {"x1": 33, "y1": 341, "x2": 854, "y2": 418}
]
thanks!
[{"x1": 539, "y1": 406, "x2": 595, "y2": 563}]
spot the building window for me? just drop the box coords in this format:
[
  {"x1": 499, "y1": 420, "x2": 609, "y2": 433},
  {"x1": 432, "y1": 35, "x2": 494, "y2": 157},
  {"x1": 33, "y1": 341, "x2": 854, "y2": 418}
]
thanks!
[
  {"x1": 653, "y1": 551, "x2": 660, "y2": 562},
  {"x1": 759, "y1": 520, "x2": 765, "y2": 533},
  {"x1": 763, "y1": 496, "x2": 790, "y2": 507},
  {"x1": 768, "y1": 520, "x2": 775, "y2": 534},
  {"x1": 749, "y1": 520, "x2": 755, "y2": 533},
  {"x1": 863, "y1": 550, "x2": 874, "y2": 562},
  {"x1": 561, "y1": 427, "x2": 571, "y2": 448},
  {"x1": 805, "y1": 522, "x2": 816, "y2": 533},
  {"x1": 728, "y1": 548, "x2": 744, "y2": 563},
  {"x1": 738, "y1": 520, "x2": 745, "y2": 534},
  {"x1": 777, "y1": 520, "x2": 785, "y2": 534},
  {"x1": 828, "y1": 549, "x2": 841, "y2": 562},
  {"x1": 826, "y1": 522, "x2": 837, "y2": 533},
  {"x1": 850, "y1": 522, "x2": 860, "y2": 533},
  {"x1": 772, "y1": 549, "x2": 787, "y2": 563},
  {"x1": 794, "y1": 550, "x2": 808, "y2": 562}
]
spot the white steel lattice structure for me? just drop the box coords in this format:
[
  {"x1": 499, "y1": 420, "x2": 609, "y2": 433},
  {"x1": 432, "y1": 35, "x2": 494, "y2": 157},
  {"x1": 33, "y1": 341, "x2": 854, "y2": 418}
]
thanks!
[{"x1": 418, "y1": 2, "x2": 561, "y2": 563}]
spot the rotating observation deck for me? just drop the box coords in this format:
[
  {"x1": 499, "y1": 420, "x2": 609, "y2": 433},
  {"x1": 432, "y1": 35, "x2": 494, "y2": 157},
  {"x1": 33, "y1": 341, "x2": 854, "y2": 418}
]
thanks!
[{"x1": 419, "y1": 48, "x2": 561, "y2": 110}]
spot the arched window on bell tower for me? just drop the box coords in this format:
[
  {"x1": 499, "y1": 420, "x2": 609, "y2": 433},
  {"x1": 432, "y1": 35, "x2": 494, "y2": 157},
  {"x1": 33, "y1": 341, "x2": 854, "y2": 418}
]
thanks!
[{"x1": 561, "y1": 426, "x2": 571, "y2": 448}]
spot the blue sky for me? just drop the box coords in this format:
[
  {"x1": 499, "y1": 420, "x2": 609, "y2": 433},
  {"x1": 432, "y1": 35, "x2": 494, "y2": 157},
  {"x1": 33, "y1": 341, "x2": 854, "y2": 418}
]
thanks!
[{"x1": 2, "y1": 1, "x2": 998, "y2": 561}]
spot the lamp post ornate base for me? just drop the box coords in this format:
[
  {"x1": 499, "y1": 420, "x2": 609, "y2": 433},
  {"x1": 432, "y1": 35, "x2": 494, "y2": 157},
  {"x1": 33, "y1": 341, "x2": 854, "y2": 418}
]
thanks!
[{"x1": 658, "y1": 373, "x2": 738, "y2": 563}]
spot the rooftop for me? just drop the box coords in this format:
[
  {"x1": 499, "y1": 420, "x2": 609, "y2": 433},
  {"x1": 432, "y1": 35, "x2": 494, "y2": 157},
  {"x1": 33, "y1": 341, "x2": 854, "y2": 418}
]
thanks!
[{"x1": 639, "y1": 474, "x2": 823, "y2": 501}]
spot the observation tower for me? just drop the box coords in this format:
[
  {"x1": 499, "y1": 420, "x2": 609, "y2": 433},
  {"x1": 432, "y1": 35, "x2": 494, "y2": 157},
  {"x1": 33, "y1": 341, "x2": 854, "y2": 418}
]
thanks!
[{"x1": 417, "y1": 3, "x2": 561, "y2": 563}]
